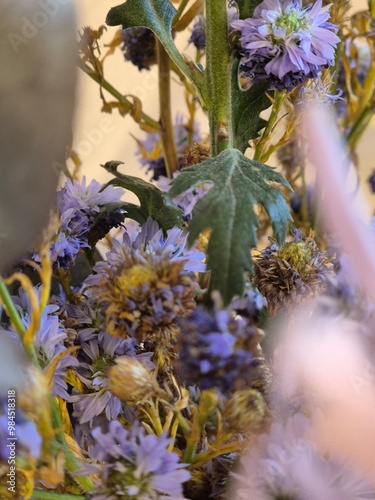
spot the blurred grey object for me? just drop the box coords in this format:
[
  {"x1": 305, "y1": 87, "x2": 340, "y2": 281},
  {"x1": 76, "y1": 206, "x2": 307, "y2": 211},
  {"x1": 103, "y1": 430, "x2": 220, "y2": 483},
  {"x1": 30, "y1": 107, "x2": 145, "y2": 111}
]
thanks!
[{"x1": 0, "y1": 0, "x2": 76, "y2": 273}]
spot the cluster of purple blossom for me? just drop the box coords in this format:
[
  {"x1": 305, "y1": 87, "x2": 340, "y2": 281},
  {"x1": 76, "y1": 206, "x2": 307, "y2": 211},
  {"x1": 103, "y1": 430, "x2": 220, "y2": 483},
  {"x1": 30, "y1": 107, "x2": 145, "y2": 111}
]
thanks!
[
  {"x1": 232, "y1": 0, "x2": 340, "y2": 91},
  {"x1": 36, "y1": 177, "x2": 125, "y2": 269}
]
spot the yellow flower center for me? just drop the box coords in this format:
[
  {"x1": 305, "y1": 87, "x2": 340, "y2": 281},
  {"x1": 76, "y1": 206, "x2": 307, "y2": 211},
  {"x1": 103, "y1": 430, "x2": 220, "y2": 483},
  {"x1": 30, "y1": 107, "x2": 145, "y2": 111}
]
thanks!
[
  {"x1": 277, "y1": 241, "x2": 312, "y2": 273},
  {"x1": 116, "y1": 264, "x2": 158, "y2": 296}
]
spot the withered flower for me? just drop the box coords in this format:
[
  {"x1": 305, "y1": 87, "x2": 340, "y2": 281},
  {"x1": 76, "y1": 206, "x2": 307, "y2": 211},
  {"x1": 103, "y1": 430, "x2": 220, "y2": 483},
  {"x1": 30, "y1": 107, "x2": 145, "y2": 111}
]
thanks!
[
  {"x1": 253, "y1": 230, "x2": 334, "y2": 314},
  {"x1": 93, "y1": 247, "x2": 196, "y2": 341}
]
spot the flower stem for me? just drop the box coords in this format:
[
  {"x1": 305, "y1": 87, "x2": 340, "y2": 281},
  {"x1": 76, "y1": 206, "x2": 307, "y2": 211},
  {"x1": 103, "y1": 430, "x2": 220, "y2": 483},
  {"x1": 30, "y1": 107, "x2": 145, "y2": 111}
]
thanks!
[
  {"x1": 173, "y1": 0, "x2": 190, "y2": 27},
  {"x1": 253, "y1": 90, "x2": 285, "y2": 162},
  {"x1": 0, "y1": 278, "x2": 25, "y2": 338},
  {"x1": 183, "y1": 440, "x2": 197, "y2": 463},
  {"x1": 156, "y1": 39, "x2": 179, "y2": 178},
  {"x1": 205, "y1": 0, "x2": 232, "y2": 155},
  {"x1": 78, "y1": 59, "x2": 160, "y2": 131}
]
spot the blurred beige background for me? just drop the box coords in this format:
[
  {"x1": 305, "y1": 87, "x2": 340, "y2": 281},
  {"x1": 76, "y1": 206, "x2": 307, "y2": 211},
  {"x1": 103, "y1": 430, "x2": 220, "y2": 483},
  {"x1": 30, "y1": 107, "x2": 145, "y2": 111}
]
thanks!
[
  {"x1": 73, "y1": 0, "x2": 207, "y2": 190},
  {"x1": 73, "y1": 0, "x2": 375, "y2": 206}
]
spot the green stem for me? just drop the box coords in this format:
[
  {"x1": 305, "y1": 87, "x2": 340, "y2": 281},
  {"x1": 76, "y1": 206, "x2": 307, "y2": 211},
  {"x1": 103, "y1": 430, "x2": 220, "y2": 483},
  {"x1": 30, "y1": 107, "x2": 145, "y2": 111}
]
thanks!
[
  {"x1": 205, "y1": 0, "x2": 232, "y2": 155},
  {"x1": 253, "y1": 90, "x2": 285, "y2": 162},
  {"x1": 183, "y1": 440, "x2": 197, "y2": 463},
  {"x1": 78, "y1": 60, "x2": 160, "y2": 131},
  {"x1": 31, "y1": 491, "x2": 85, "y2": 500},
  {"x1": 0, "y1": 278, "x2": 26, "y2": 338},
  {"x1": 172, "y1": 0, "x2": 190, "y2": 27},
  {"x1": 144, "y1": 402, "x2": 164, "y2": 436},
  {"x1": 156, "y1": 40, "x2": 178, "y2": 178},
  {"x1": 175, "y1": 410, "x2": 191, "y2": 434}
]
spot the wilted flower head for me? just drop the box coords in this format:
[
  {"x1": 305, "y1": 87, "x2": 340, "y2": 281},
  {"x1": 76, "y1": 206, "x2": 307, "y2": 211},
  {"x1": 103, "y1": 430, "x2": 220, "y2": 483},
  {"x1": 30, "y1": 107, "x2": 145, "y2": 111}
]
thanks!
[
  {"x1": 89, "y1": 420, "x2": 190, "y2": 499},
  {"x1": 121, "y1": 27, "x2": 157, "y2": 71},
  {"x1": 253, "y1": 229, "x2": 334, "y2": 314},
  {"x1": 223, "y1": 388, "x2": 266, "y2": 433},
  {"x1": 86, "y1": 217, "x2": 206, "y2": 281},
  {"x1": 107, "y1": 356, "x2": 160, "y2": 404},
  {"x1": 89, "y1": 243, "x2": 196, "y2": 341},
  {"x1": 178, "y1": 307, "x2": 265, "y2": 394},
  {"x1": 232, "y1": 0, "x2": 340, "y2": 91}
]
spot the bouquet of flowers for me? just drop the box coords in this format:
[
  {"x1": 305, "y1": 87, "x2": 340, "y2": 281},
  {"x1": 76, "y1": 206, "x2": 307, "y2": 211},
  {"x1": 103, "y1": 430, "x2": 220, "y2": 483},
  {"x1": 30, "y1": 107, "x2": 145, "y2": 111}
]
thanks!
[{"x1": 2, "y1": 0, "x2": 375, "y2": 498}]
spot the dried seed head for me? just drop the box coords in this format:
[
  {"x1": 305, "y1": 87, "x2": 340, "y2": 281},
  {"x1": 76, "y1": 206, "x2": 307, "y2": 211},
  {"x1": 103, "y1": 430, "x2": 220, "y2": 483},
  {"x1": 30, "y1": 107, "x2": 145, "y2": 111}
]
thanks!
[{"x1": 107, "y1": 356, "x2": 161, "y2": 404}]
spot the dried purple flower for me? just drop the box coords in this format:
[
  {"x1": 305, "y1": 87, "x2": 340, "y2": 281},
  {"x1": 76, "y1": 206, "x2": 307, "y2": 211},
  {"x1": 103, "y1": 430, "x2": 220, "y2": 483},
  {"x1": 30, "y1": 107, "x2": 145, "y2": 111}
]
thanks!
[
  {"x1": 121, "y1": 28, "x2": 157, "y2": 71},
  {"x1": 189, "y1": 15, "x2": 206, "y2": 50},
  {"x1": 35, "y1": 177, "x2": 124, "y2": 269},
  {"x1": 89, "y1": 420, "x2": 190, "y2": 499},
  {"x1": 253, "y1": 230, "x2": 335, "y2": 314},
  {"x1": 89, "y1": 246, "x2": 196, "y2": 341},
  {"x1": 232, "y1": 0, "x2": 340, "y2": 91},
  {"x1": 178, "y1": 307, "x2": 264, "y2": 395}
]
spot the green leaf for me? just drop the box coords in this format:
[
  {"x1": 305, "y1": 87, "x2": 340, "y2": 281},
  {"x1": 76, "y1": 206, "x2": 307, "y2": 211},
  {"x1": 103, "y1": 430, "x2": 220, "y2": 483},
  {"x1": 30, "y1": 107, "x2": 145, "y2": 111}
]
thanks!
[
  {"x1": 235, "y1": 0, "x2": 263, "y2": 19},
  {"x1": 169, "y1": 149, "x2": 292, "y2": 304},
  {"x1": 102, "y1": 161, "x2": 183, "y2": 231},
  {"x1": 106, "y1": 0, "x2": 207, "y2": 104},
  {"x1": 232, "y1": 61, "x2": 272, "y2": 153}
]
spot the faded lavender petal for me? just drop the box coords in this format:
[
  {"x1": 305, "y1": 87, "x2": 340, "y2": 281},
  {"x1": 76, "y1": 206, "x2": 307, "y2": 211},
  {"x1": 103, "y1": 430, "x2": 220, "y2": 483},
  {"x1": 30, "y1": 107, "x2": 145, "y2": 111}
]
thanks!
[{"x1": 89, "y1": 420, "x2": 190, "y2": 499}]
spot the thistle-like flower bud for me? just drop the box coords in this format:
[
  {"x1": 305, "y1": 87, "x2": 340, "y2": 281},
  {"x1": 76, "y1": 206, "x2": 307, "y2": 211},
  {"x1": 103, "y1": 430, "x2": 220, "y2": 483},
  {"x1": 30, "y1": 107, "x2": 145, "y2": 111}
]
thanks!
[
  {"x1": 224, "y1": 388, "x2": 266, "y2": 433},
  {"x1": 184, "y1": 143, "x2": 210, "y2": 166},
  {"x1": 254, "y1": 230, "x2": 334, "y2": 314},
  {"x1": 107, "y1": 356, "x2": 161, "y2": 404}
]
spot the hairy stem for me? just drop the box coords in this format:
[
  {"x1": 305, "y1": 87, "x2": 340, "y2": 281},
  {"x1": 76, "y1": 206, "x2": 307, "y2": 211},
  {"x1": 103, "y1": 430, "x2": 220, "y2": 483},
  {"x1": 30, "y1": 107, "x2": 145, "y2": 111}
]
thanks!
[
  {"x1": 205, "y1": 0, "x2": 233, "y2": 155},
  {"x1": 156, "y1": 39, "x2": 179, "y2": 178}
]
